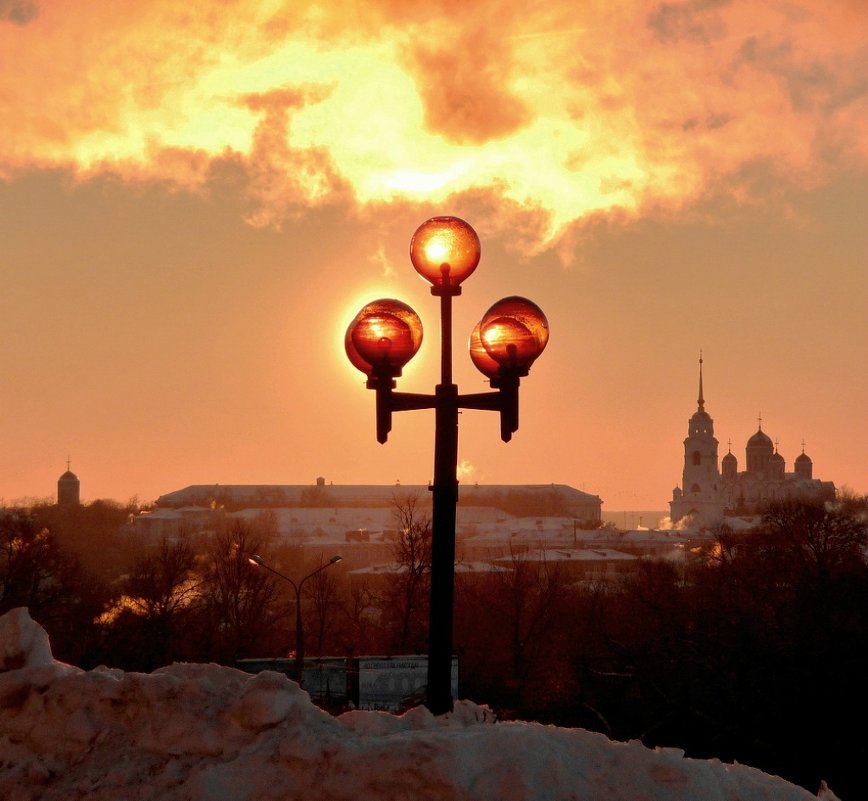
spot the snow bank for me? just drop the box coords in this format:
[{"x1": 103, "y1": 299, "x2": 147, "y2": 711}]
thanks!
[
  {"x1": 0, "y1": 606, "x2": 54, "y2": 670},
  {"x1": 0, "y1": 608, "x2": 834, "y2": 801}
]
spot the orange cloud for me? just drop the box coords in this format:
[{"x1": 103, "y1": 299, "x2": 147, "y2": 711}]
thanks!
[
  {"x1": 398, "y1": 9, "x2": 534, "y2": 146},
  {"x1": 1, "y1": 0, "x2": 865, "y2": 248},
  {"x1": 238, "y1": 86, "x2": 352, "y2": 226},
  {"x1": 0, "y1": 0, "x2": 37, "y2": 25}
]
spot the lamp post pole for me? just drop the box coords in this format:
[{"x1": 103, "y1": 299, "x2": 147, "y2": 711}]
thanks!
[
  {"x1": 248, "y1": 554, "x2": 342, "y2": 684},
  {"x1": 428, "y1": 283, "x2": 461, "y2": 715},
  {"x1": 346, "y1": 216, "x2": 549, "y2": 715}
]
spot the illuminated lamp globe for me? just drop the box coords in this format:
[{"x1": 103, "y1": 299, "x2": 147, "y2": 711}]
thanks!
[
  {"x1": 478, "y1": 296, "x2": 549, "y2": 371},
  {"x1": 345, "y1": 325, "x2": 372, "y2": 375},
  {"x1": 410, "y1": 216, "x2": 480, "y2": 290},
  {"x1": 346, "y1": 298, "x2": 423, "y2": 374},
  {"x1": 469, "y1": 322, "x2": 502, "y2": 380}
]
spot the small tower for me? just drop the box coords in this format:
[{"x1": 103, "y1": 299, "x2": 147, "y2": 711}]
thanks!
[
  {"x1": 57, "y1": 459, "x2": 81, "y2": 508},
  {"x1": 795, "y1": 442, "x2": 813, "y2": 480},
  {"x1": 721, "y1": 440, "x2": 738, "y2": 480},
  {"x1": 770, "y1": 441, "x2": 786, "y2": 481}
]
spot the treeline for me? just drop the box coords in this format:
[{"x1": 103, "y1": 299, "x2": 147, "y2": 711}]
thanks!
[
  {"x1": 471, "y1": 494, "x2": 867, "y2": 800},
  {"x1": 1, "y1": 495, "x2": 866, "y2": 798},
  {"x1": 0, "y1": 498, "x2": 436, "y2": 670}
]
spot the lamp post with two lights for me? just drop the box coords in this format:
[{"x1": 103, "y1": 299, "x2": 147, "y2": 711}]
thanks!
[
  {"x1": 345, "y1": 216, "x2": 549, "y2": 715},
  {"x1": 248, "y1": 553, "x2": 343, "y2": 685}
]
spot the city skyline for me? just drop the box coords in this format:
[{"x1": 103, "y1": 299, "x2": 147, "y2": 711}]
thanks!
[{"x1": 1, "y1": 1, "x2": 866, "y2": 510}]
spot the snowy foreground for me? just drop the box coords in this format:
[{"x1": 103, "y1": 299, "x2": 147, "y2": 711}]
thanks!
[{"x1": 0, "y1": 608, "x2": 840, "y2": 801}]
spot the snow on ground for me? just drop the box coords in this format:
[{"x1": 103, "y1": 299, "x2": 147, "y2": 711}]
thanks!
[{"x1": 0, "y1": 608, "x2": 841, "y2": 801}]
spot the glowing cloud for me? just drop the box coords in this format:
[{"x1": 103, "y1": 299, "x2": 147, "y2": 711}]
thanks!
[{"x1": 1, "y1": 0, "x2": 866, "y2": 247}]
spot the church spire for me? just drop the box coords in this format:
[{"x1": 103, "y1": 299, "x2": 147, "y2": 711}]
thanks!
[{"x1": 697, "y1": 350, "x2": 705, "y2": 412}]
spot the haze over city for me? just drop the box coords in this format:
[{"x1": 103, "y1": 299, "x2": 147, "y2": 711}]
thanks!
[{"x1": 1, "y1": 1, "x2": 866, "y2": 511}]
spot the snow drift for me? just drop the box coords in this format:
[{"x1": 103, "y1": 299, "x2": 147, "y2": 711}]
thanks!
[{"x1": 0, "y1": 608, "x2": 839, "y2": 801}]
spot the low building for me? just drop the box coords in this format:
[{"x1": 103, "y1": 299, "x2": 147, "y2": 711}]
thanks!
[
  {"x1": 492, "y1": 547, "x2": 638, "y2": 582},
  {"x1": 155, "y1": 478, "x2": 603, "y2": 523}
]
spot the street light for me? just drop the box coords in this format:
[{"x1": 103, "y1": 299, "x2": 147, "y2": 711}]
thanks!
[
  {"x1": 248, "y1": 553, "x2": 343, "y2": 685},
  {"x1": 345, "y1": 215, "x2": 549, "y2": 715}
]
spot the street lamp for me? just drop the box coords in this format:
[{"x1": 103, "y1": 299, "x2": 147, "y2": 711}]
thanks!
[
  {"x1": 345, "y1": 216, "x2": 549, "y2": 715},
  {"x1": 248, "y1": 553, "x2": 343, "y2": 685}
]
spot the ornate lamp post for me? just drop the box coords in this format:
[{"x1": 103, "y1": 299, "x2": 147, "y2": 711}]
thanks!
[
  {"x1": 248, "y1": 554, "x2": 343, "y2": 684},
  {"x1": 345, "y1": 216, "x2": 549, "y2": 716}
]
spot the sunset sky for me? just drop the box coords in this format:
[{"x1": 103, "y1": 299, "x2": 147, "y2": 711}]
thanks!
[{"x1": 1, "y1": 0, "x2": 866, "y2": 513}]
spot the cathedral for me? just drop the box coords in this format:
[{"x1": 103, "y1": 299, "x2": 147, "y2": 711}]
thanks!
[{"x1": 669, "y1": 358, "x2": 835, "y2": 526}]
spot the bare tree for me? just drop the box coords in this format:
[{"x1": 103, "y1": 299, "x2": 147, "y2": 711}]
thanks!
[
  {"x1": 122, "y1": 538, "x2": 200, "y2": 621},
  {"x1": 384, "y1": 494, "x2": 432, "y2": 652},
  {"x1": 198, "y1": 519, "x2": 279, "y2": 662},
  {"x1": 98, "y1": 538, "x2": 201, "y2": 670},
  {"x1": 339, "y1": 578, "x2": 382, "y2": 656},
  {"x1": 453, "y1": 542, "x2": 571, "y2": 710},
  {"x1": 307, "y1": 563, "x2": 342, "y2": 655},
  {"x1": 497, "y1": 544, "x2": 570, "y2": 685},
  {"x1": 0, "y1": 509, "x2": 105, "y2": 666},
  {"x1": 761, "y1": 499, "x2": 868, "y2": 583},
  {"x1": 0, "y1": 510, "x2": 81, "y2": 615}
]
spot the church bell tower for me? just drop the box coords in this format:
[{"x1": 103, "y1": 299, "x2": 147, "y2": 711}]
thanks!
[{"x1": 670, "y1": 355, "x2": 726, "y2": 525}]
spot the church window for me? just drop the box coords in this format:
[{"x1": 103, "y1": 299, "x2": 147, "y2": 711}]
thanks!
[
  {"x1": 690, "y1": 483, "x2": 701, "y2": 494},
  {"x1": 692, "y1": 451, "x2": 701, "y2": 466}
]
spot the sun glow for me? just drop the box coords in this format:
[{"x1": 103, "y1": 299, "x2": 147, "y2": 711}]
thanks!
[
  {"x1": 424, "y1": 238, "x2": 449, "y2": 264},
  {"x1": 381, "y1": 169, "x2": 455, "y2": 194}
]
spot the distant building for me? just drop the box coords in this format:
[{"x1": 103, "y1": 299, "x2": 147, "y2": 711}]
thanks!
[
  {"x1": 155, "y1": 478, "x2": 603, "y2": 523},
  {"x1": 57, "y1": 460, "x2": 81, "y2": 508},
  {"x1": 492, "y1": 547, "x2": 638, "y2": 583},
  {"x1": 669, "y1": 358, "x2": 835, "y2": 526}
]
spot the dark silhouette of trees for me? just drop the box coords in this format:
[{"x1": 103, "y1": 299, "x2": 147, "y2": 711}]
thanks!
[
  {"x1": 36, "y1": 499, "x2": 138, "y2": 581},
  {"x1": 337, "y1": 579, "x2": 381, "y2": 656},
  {"x1": 196, "y1": 518, "x2": 279, "y2": 662},
  {"x1": 123, "y1": 538, "x2": 199, "y2": 623},
  {"x1": 759, "y1": 498, "x2": 867, "y2": 583},
  {"x1": 0, "y1": 509, "x2": 106, "y2": 666},
  {"x1": 564, "y1": 498, "x2": 868, "y2": 800},
  {"x1": 1, "y1": 511, "x2": 69, "y2": 613},
  {"x1": 454, "y1": 544, "x2": 572, "y2": 715},
  {"x1": 3, "y1": 491, "x2": 866, "y2": 798},
  {"x1": 97, "y1": 538, "x2": 201, "y2": 671},
  {"x1": 378, "y1": 494, "x2": 431, "y2": 653},
  {"x1": 307, "y1": 561, "x2": 343, "y2": 656}
]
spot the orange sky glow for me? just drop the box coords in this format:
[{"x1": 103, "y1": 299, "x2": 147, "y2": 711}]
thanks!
[{"x1": 1, "y1": 0, "x2": 866, "y2": 514}]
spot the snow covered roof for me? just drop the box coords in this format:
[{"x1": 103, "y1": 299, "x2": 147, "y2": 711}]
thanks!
[
  {"x1": 495, "y1": 548, "x2": 638, "y2": 564},
  {"x1": 348, "y1": 561, "x2": 511, "y2": 577},
  {"x1": 619, "y1": 529, "x2": 687, "y2": 543},
  {"x1": 156, "y1": 482, "x2": 602, "y2": 508},
  {"x1": 346, "y1": 562, "x2": 408, "y2": 577}
]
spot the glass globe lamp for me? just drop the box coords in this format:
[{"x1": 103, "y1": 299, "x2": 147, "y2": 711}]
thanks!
[
  {"x1": 410, "y1": 216, "x2": 480, "y2": 291},
  {"x1": 345, "y1": 298, "x2": 423, "y2": 375},
  {"x1": 476, "y1": 296, "x2": 549, "y2": 373}
]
